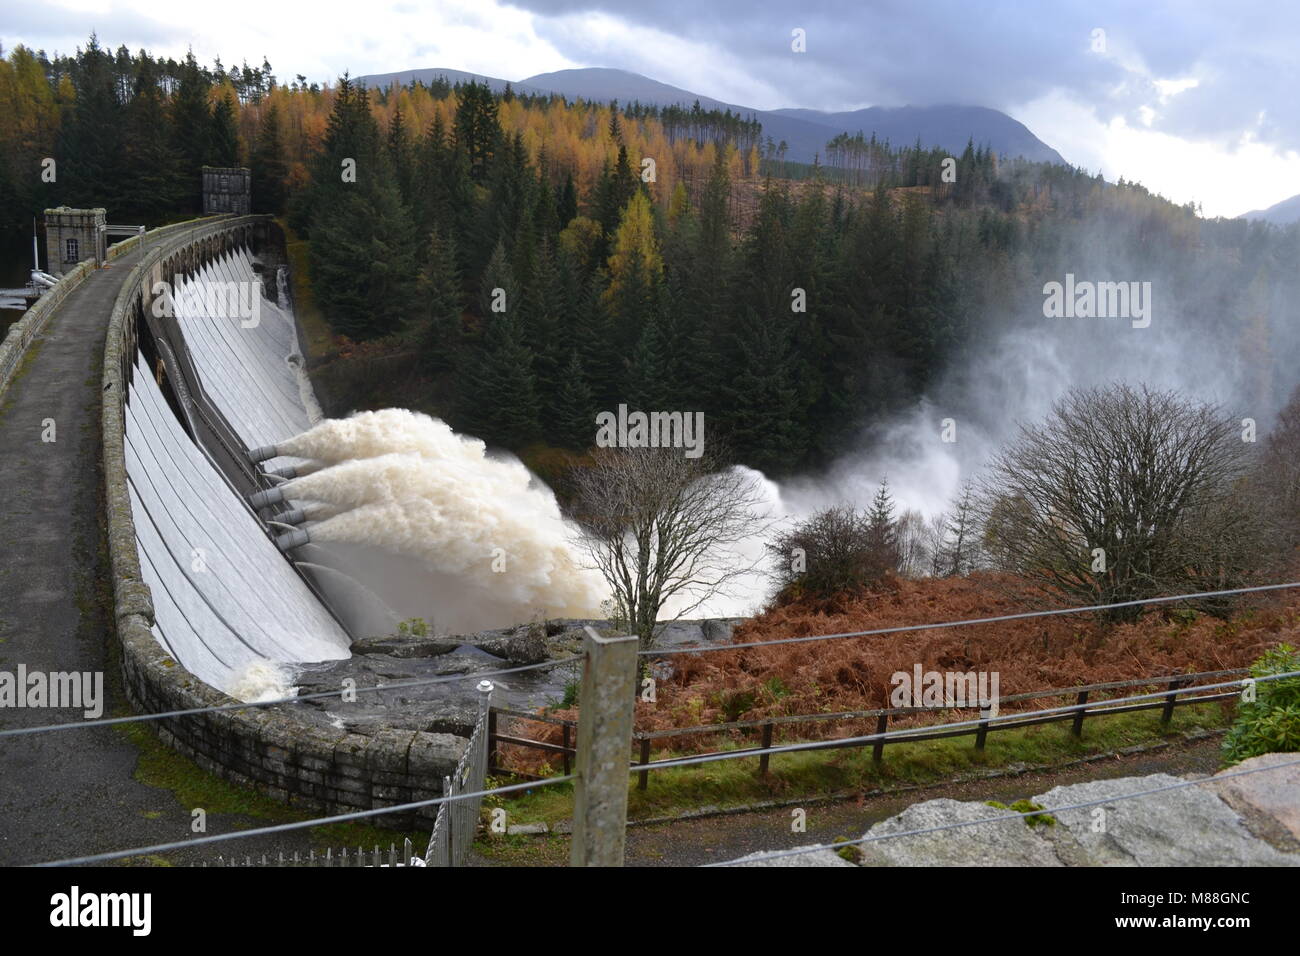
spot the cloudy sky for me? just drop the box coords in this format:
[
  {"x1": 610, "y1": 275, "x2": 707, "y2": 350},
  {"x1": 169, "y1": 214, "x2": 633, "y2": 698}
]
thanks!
[{"x1": 3, "y1": 0, "x2": 1296, "y2": 217}]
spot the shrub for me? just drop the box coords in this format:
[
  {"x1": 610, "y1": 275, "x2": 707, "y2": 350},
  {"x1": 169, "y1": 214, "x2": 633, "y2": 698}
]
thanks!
[
  {"x1": 1222, "y1": 644, "x2": 1300, "y2": 766},
  {"x1": 767, "y1": 502, "x2": 898, "y2": 602},
  {"x1": 978, "y1": 385, "x2": 1264, "y2": 621},
  {"x1": 396, "y1": 618, "x2": 429, "y2": 637}
]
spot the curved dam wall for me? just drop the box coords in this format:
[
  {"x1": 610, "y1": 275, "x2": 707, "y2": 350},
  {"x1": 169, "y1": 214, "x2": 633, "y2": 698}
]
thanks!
[
  {"x1": 127, "y1": 243, "x2": 348, "y2": 696},
  {"x1": 102, "y1": 216, "x2": 465, "y2": 826}
]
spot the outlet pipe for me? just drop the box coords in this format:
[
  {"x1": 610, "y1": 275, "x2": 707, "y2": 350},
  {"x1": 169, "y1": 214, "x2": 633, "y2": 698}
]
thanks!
[
  {"x1": 248, "y1": 487, "x2": 287, "y2": 509},
  {"x1": 270, "y1": 508, "x2": 308, "y2": 526},
  {"x1": 274, "y1": 529, "x2": 311, "y2": 552}
]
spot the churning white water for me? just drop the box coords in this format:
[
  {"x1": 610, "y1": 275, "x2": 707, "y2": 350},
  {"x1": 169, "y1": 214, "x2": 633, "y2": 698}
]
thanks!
[
  {"x1": 277, "y1": 408, "x2": 468, "y2": 463},
  {"x1": 228, "y1": 660, "x2": 297, "y2": 703},
  {"x1": 278, "y1": 410, "x2": 606, "y2": 631}
]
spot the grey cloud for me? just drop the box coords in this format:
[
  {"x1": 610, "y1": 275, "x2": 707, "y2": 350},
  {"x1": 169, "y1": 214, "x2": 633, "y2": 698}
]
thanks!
[
  {"x1": 508, "y1": 0, "x2": 1300, "y2": 151},
  {"x1": 0, "y1": 6, "x2": 182, "y2": 59}
]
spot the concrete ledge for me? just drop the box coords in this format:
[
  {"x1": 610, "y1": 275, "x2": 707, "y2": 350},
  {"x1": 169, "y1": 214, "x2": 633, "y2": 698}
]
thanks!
[{"x1": 100, "y1": 215, "x2": 463, "y2": 828}]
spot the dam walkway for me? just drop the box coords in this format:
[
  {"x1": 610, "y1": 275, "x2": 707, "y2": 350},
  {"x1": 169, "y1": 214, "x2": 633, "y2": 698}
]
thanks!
[{"x1": 0, "y1": 241, "x2": 321, "y2": 865}]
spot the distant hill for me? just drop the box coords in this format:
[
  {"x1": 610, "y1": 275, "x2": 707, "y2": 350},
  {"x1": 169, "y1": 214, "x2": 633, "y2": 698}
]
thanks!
[
  {"x1": 770, "y1": 105, "x2": 1064, "y2": 165},
  {"x1": 355, "y1": 66, "x2": 1066, "y2": 166},
  {"x1": 1240, "y1": 193, "x2": 1300, "y2": 225},
  {"x1": 351, "y1": 67, "x2": 546, "y2": 97}
]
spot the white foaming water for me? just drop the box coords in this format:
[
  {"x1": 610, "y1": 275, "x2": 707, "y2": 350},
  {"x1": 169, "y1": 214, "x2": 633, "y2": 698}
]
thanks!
[
  {"x1": 280, "y1": 411, "x2": 606, "y2": 631},
  {"x1": 278, "y1": 408, "x2": 467, "y2": 463},
  {"x1": 228, "y1": 660, "x2": 297, "y2": 703}
]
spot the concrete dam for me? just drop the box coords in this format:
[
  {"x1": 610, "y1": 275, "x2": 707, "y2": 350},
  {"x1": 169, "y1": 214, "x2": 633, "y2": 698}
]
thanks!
[
  {"x1": 123, "y1": 245, "x2": 351, "y2": 698},
  {"x1": 0, "y1": 215, "x2": 510, "y2": 834},
  {"x1": 115, "y1": 221, "x2": 601, "y2": 700}
]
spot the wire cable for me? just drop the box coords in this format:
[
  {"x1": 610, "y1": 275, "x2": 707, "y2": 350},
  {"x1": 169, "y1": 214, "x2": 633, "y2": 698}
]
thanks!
[
  {"x1": 0, "y1": 655, "x2": 584, "y2": 739},
  {"x1": 641, "y1": 581, "x2": 1300, "y2": 656}
]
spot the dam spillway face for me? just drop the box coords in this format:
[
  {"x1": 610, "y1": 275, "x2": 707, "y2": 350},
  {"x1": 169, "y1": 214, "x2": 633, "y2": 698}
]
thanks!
[
  {"x1": 174, "y1": 250, "x2": 317, "y2": 467},
  {"x1": 124, "y1": 248, "x2": 349, "y2": 699}
]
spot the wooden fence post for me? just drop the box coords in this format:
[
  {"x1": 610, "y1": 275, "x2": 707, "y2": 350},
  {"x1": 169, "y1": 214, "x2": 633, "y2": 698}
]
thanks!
[
  {"x1": 1071, "y1": 691, "x2": 1089, "y2": 737},
  {"x1": 570, "y1": 626, "x2": 638, "y2": 867},
  {"x1": 1161, "y1": 678, "x2": 1186, "y2": 726},
  {"x1": 637, "y1": 737, "x2": 651, "y2": 791},
  {"x1": 873, "y1": 713, "x2": 888, "y2": 765},
  {"x1": 758, "y1": 722, "x2": 773, "y2": 777}
]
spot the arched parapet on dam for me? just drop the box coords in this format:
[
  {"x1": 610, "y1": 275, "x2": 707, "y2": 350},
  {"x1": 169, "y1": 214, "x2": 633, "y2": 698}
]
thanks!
[{"x1": 101, "y1": 215, "x2": 466, "y2": 827}]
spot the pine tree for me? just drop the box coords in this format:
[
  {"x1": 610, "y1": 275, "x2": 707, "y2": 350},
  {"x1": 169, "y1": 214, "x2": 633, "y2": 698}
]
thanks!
[
  {"x1": 865, "y1": 479, "x2": 901, "y2": 574},
  {"x1": 250, "y1": 102, "x2": 288, "y2": 214},
  {"x1": 595, "y1": 145, "x2": 637, "y2": 255},
  {"x1": 454, "y1": 80, "x2": 498, "y2": 181},
  {"x1": 210, "y1": 90, "x2": 241, "y2": 166},
  {"x1": 413, "y1": 112, "x2": 473, "y2": 240},
  {"x1": 533, "y1": 169, "x2": 559, "y2": 239},
  {"x1": 417, "y1": 227, "x2": 463, "y2": 371},
  {"x1": 386, "y1": 105, "x2": 415, "y2": 205},
  {"x1": 458, "y1": 308, "x2": 541, "y2": 447},
  {"x1": 170, "y1": 51, "x2": 212, "y2": 211},
  {"x1": 478, "y1": 240, "x2": 519, "y2": 320},
  {"x1": 306, "y1": 76, "x2": 418, "y2": 340},
  {"x1": 550, "y1": 350, "x2": 597, "y2": 449},
  {"x1": 572, "y1": 270, "x2": 619, "y2": 408},
  {"x1": 625, "y1": 310, "x2": 669, "y2": 411},
  {"x1": 557, "y1": 172, "x2": 578, "y2": 226},
  {"x1": 521, "y1": 239, "x2": 569, "y2": 419},
  {"x1": 119, "y1": 59, "x2": 182, "y2": 222},
  {"x1": 59, "y1": 34, "x2": 124, "y2": 209},
  {"x1": 939, "y1": 481, "x2": 978, "y2": 576},
  {"x1": 717, "y1": 307, "x2": 806, "y2": 473}
]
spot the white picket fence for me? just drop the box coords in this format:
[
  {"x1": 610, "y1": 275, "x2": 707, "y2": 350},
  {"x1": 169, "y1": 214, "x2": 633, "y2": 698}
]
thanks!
[{"x1": 423, "y1": 680, "x2": 494, "y2": 867}]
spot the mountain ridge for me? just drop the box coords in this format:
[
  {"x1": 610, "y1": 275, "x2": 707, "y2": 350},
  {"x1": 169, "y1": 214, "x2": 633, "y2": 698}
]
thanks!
[
  {"x1": 354, "y1": 66, "x2": 1066, "y2": 166},
  {"x1": 1240, "y1": 193, "x2": 1300, "y2": 225}
]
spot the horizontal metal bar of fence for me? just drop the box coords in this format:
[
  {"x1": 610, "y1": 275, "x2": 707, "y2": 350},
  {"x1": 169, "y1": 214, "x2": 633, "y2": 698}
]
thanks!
[
  {"x1": 626, "y1": 672, "x2": 1284, "y2": 777},
  {"x1": 493, "y1": 668, "x2": 1247, "y2": 749},
  {"x1": 490, "y1": 667, "x2": 1253, "y2": 760}
]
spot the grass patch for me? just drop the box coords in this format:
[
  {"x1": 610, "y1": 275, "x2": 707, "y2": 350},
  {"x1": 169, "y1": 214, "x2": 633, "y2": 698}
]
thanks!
[
  {"x1": 472, "y1": 831, "x2": 571, "y2": 866},
  {"x1": 115, "y1": 718, "x2": 425, "y2": 854}
]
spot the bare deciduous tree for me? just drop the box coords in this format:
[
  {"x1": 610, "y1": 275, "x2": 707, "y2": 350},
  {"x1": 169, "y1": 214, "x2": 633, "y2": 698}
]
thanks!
[
  {"x1": 571, "y1": 446, "x2": 770, "y2": 652},
  {"x1": 977, "y1": 384, "x2": 1263, "y2": 620},
  {"x1": 895, "y1": 508, "x2": 929, "y2": 578}
]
